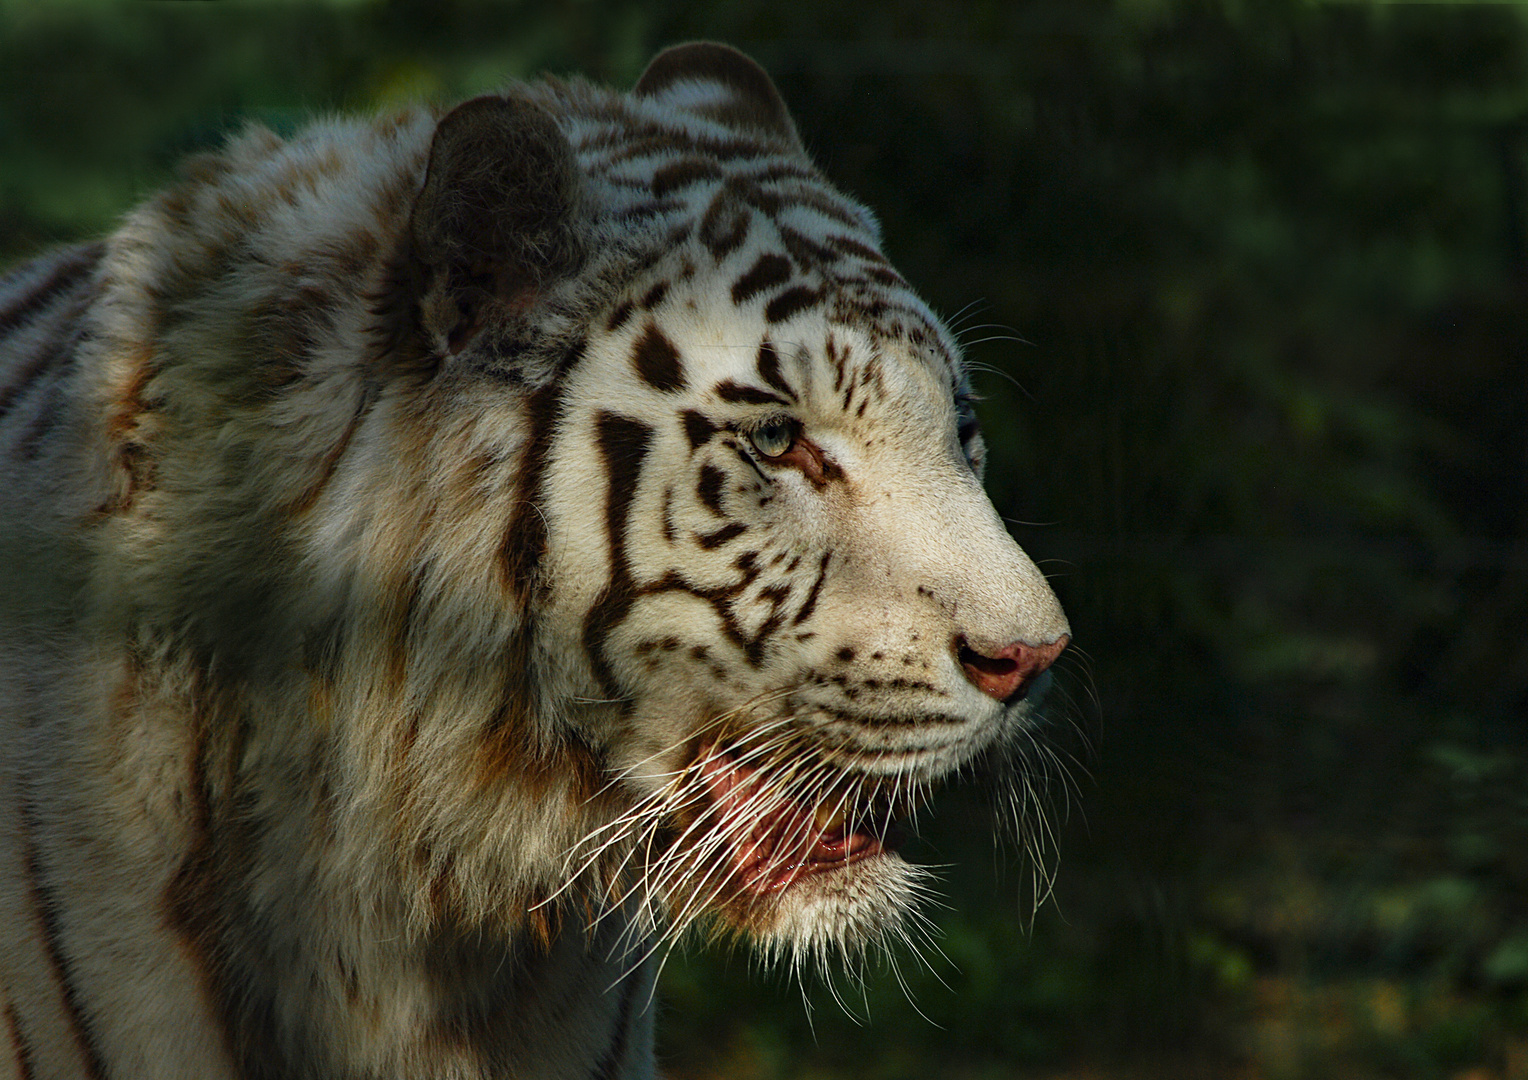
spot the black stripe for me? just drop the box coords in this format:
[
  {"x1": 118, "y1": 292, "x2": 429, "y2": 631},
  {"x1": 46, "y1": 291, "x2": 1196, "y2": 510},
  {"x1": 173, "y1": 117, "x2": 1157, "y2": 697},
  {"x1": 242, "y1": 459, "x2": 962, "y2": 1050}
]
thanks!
[
  {"x1": 730, "y1": 253, "x2": 792, "y2": 305},
  {"x1": 681, "y1": 409, "x2": 717, "y2": 450},
  {"x1": 793, "y1": 550, "x2": 832, "y2": 626},
  {"x1": 630, "y1": 321, "x2": 685, "y2": 393},
  {"x1": 0, "y1": 330, "x2": 72, "y2": 421},
  {"x1": 697, "y1": 464, "x2": 726, "y2": 515},
  {"x1": 637, "y1": 548, "x2": 796, "y2": 667},
  {"x1": 17, "y1": 800, "x2": 109, "y2": 1080},
  {"x1": 605, "y1": 301, "x2": 634, "y2": 333},
  {"x1": 582, "y1": 413, "x2": 654, "y2": 695},
  {"x1": 0, "y1": 243, "x2": 102, "y2": 337},
  {"x1": 696, "y1": 521, "x2": 746, "y2": 549},
  {"x1": 649, "y1": 157, "x2": 723, "y2": 198},
  {"x1": 715, "y1": 380, "x2": 789, "y2": 407},
  {"x1": 699, "y1": 192, "x2": 750, "y2": 260},
  {"x1": 4, "y1": 995, "x2": 37, "y2": 1080},
  {"x1": 764, "y1": 286, "x2": 822, "y2": 325},
  {"x1": 754, "y1": 341, "x2": 796, "y2": 400},
  {"x1": 639, "y1": 280, "x2": 669, "y2": 310},
  {"x1": 501, "y1": 338, "x2": 585, "y2": 597}
]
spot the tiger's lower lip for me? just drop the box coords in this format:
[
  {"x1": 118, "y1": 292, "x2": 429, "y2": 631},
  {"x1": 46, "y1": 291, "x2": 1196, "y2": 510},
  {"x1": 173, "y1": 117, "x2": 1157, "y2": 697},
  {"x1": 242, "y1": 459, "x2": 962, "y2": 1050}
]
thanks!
[{"x1": 696, "y1": 748, "x2": 903, "y2": 895}]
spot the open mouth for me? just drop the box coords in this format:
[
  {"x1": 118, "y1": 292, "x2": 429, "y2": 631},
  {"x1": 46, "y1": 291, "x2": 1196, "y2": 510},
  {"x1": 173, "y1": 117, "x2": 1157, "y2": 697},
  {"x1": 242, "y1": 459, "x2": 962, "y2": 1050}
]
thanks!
[{"x1": 695, "y1": 746, "x2": 907, "y2": 895}]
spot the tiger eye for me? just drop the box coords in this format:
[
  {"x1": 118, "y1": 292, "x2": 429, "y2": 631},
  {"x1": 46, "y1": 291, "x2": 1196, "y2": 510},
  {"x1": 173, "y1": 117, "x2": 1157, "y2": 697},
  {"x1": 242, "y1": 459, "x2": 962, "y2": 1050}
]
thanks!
[{"x1": 748, "y1": 419, "x2": 796, "y2": 459}]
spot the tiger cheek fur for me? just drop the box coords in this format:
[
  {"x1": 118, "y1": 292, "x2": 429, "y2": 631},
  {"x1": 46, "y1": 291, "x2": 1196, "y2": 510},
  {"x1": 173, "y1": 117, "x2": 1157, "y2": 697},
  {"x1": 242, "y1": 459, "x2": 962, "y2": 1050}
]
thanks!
[{"x1": 0, "y1": 42, "x2": 1068, "y2": 1080}]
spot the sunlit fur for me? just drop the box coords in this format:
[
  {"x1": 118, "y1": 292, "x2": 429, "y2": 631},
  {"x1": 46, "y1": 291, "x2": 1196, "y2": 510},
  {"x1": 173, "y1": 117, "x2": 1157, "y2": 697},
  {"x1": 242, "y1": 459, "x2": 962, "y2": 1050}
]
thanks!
[{"x1": 0, "y1": 44, "x2": 1068, "y2": 1079}]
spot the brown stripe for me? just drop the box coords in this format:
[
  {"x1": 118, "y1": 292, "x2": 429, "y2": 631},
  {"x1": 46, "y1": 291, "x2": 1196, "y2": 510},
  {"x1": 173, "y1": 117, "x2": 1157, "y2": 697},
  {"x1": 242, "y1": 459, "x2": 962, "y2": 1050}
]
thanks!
[
  {"x1": 605, "y1": 300, "x2": 634, "y2": 333},
  {"x1": 288, "y1": 387, "x2": 374, "y2": 515},
  {"x1": 596, "y1": 131, "x2": 775, "y2": 166},
  {"x1": 826, "y1": 234, "x2": 888, "y2": 264},
  {"x1": 3, "y1": 994, "x2": 37, "y2": 1080},
  {"x1": 777, "y1": 225, "x2": 838, "y2": 270},
  {"x1": 13, "y1": 381, "x2": 65, "y2": 460},
  {"x1": 17, "y1": 800, "x2": 109, "y2": 1080}
]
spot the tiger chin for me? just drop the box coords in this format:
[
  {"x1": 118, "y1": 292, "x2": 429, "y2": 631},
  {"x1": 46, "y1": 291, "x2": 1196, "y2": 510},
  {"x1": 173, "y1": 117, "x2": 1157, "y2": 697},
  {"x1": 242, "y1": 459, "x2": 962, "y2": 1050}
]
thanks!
[{"x1": 0, "y1": 42, "x2": 1069, "y2": 1080}]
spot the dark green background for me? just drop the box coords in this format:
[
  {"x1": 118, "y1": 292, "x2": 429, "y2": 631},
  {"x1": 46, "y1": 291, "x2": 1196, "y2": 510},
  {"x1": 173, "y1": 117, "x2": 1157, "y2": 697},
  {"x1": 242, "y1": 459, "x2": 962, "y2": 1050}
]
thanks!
[{"x1": 4, "y1": 2, "x2": 1525, "y2": 1077}]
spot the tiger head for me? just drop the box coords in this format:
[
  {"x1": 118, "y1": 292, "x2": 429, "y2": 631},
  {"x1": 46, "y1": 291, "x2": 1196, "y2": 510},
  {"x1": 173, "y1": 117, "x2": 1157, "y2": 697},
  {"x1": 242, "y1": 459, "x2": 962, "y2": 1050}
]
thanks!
[
  {"x1": 391, "y1": 44, "x2": 1070, "y2": 963},
  {"x1": 112, "y1": 44, "x2": 1068, "y2": 974}
]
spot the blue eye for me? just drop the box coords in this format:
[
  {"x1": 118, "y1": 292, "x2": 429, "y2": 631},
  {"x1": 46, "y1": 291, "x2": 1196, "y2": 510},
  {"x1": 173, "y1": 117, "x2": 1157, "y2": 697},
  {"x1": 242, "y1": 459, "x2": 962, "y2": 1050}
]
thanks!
[{"x1": 747, "y1": 418, "x2": 796, "y2": 459}]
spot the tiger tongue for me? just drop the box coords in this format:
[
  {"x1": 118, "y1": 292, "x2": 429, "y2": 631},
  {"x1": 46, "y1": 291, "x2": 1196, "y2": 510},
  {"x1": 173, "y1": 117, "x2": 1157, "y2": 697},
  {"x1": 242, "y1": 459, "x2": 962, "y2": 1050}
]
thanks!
[{"x1": 697, "y1": 752, "x2": 877, "y2": 894}]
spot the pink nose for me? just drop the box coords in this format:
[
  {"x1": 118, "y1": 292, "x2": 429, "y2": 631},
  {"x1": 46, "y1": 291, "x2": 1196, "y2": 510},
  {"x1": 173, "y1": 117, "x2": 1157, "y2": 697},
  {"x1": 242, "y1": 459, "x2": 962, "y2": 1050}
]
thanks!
[{"x1": 957, "y1": 634, "x2": 1069, "y2": 703}]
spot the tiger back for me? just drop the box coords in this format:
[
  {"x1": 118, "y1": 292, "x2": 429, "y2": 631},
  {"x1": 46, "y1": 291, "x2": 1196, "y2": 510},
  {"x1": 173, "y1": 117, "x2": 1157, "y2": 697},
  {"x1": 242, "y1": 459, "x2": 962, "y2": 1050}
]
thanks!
[{"x1": 0, "y1": 44, "x2": 1069, "y2": 1080}]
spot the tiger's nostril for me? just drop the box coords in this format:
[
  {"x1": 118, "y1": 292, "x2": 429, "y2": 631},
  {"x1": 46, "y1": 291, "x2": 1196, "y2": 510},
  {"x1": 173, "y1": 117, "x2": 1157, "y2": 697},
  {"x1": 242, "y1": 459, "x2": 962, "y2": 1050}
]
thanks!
[{"x1": 956, "y1": 634, "x2": 1069, "y2": 704}]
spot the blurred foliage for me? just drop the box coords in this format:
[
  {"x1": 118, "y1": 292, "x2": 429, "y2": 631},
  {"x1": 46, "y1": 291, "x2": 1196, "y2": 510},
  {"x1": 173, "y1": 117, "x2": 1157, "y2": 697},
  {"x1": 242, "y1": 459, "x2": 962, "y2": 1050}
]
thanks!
[{"x1": 3, "y1": 0, "x2": 1526, "y2": 1077}]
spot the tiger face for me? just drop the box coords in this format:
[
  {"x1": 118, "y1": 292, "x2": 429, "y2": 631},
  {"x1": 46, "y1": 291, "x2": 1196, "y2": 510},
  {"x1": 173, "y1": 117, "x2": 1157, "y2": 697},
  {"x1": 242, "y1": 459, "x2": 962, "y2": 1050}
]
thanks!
[{"x1": 540, "y1": 282, "x2": 1069, "y2": 957}]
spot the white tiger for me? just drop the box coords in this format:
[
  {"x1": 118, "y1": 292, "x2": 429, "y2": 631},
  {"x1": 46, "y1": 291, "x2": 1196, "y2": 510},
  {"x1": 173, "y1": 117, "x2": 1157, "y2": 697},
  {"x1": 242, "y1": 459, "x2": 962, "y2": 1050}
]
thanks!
[{"x1": 0, "y1": 43, "x2": 1069, "y2": 1079}]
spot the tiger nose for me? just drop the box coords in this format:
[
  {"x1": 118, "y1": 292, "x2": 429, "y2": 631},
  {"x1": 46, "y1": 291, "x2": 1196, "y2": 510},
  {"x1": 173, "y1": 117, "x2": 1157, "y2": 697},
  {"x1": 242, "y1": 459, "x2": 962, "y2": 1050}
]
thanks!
[{"x1": 956, "y1": 634, "x2": 1069, "y2": 703}]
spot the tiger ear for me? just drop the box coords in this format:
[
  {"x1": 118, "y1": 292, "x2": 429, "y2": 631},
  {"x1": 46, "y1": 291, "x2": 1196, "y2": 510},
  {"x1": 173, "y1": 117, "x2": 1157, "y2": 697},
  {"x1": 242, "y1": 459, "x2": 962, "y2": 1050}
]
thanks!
[
  {"x1": 634, "y1": 42, "x2": 802, "y2": 150},
  {"x1": 407, "y1": 92, "x2": 584, "y2": 354}
]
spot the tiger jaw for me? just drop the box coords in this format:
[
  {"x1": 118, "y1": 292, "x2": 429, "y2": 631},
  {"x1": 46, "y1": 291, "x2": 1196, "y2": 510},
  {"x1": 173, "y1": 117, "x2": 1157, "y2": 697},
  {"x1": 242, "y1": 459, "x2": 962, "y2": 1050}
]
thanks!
[{"x1": 692, "y1": 743, "x2": 908, "y2": 897}]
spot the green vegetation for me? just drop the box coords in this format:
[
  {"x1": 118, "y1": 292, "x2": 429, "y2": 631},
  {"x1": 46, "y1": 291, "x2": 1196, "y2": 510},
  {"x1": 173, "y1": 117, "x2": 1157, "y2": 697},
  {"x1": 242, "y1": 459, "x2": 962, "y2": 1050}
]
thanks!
[{"x1": 4, "y1": 1, "x2": 1524, "y2": 1076}]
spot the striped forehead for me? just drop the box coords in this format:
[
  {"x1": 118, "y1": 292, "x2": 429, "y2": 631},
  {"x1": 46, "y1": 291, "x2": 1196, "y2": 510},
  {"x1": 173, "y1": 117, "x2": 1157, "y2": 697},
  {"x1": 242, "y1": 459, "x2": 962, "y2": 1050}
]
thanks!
[{"x1": 593, "y1": 266, "x2": 962, "y2": 426}]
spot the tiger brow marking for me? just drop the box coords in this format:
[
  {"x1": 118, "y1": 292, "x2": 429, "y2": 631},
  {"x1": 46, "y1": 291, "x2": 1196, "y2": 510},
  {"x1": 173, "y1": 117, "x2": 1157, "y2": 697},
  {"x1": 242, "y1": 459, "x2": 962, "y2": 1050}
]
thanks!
[
  {"x1": 714, "y1": 380, "x2": 789, "y2": 408},
  {"x1": 630, "y1": 320, "x2": 685, "y2": 393},
  {"x1": 753, "y1": 340, "x2": 797, "y2": 401}
]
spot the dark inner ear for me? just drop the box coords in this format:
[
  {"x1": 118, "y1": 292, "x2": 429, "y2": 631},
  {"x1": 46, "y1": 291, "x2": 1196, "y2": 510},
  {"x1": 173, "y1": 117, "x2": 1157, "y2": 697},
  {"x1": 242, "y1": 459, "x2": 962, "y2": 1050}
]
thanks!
[
  {"x1": 634, "y1": 42, "x2": 800, "y2": 148},
  {"x1": 407, "y1": 92, "x2": 584, "y2": 354}
]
